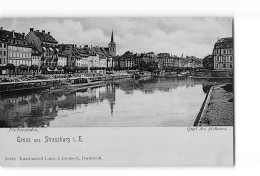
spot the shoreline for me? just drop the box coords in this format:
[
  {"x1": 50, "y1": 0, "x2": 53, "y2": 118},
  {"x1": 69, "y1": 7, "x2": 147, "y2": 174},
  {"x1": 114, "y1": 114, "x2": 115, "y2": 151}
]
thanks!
[
  {"x1": 194, "y1": 83, "x2": 234, "y2": 126},
  {"x1": 193, "y1": 85, "x2": 213, "y2": 126}
]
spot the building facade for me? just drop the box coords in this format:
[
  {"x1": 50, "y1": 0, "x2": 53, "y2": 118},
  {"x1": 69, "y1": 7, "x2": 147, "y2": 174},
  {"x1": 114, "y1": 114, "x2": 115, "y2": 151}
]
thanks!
[
  {"x1": 157, "y1": 53, "x2": 178, "y2": 68},
  {"x1": 58, "y1": 44, "x2": 77, "y2": 67},
  {"x1": 57, "y1": 53, "x2": 68, "y2": 67},
  {"x1": 0, "y1": 41, "x2": 7, "y2": 74},
  {"x1": 0, "y1": 28, "x2": 33, "y2": 75},
  {"x1": 213, "y1": 37, "x2": 233, "y2": 70},
  {"x1": 26, "y1": 28, "x2": 59, "y2": 67},
  {"x1": 0, "y1": 42, "x2": 7, "y2": 65},
  {"x1": 31, "y1": 47, "x2": 41, "y2": 72}
]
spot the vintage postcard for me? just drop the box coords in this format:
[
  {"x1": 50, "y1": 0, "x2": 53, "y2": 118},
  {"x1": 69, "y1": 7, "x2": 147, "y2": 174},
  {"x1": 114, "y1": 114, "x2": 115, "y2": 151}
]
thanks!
[{"x1": 0, "y1": 17, "x2": 234, "y2": 166}]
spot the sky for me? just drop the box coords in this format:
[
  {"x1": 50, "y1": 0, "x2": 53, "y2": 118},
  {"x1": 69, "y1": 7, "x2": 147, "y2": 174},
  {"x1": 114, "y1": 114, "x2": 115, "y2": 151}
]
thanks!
[{"x1": 0, "y1": 17, "x2": 232, "y2": 58}]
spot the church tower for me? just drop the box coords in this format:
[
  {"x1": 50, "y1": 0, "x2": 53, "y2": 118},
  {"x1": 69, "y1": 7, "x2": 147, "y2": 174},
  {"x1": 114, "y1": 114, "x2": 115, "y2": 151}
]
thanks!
[{"x1": 108, "y1": 30, "x2": 116, "y2": 57}]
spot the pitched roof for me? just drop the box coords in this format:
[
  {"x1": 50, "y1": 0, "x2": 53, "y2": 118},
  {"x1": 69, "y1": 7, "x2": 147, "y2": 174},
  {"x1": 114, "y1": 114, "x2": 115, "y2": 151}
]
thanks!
[
  {"x1": 58, "y1": 44, "x2": 72, "y2": 51},
  {"x1": 214, "y1": 37, "x2": 233, "y2": 49},
  {"x1": 33, "y1": 30, "x2": 58, "y2": 44},
  {"x1": 76, "y1": 48, "x2": 89, "y2": 57},
  {"x1": 0, "y1": 29, "x2": 29, "y2": 46}
]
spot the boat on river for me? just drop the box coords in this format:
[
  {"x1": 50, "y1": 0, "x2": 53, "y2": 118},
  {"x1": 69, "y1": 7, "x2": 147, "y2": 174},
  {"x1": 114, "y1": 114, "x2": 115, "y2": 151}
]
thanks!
[{"x1": 0, "y1": 79, "x2": 62, "y2": 93}]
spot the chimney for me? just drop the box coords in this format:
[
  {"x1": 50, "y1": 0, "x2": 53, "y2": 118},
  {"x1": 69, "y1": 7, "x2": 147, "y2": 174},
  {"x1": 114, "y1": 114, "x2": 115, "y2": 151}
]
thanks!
[
  {"x1": 0, "y1": 27, "x2": 3, "y2": 30},
  {"x1": 42, "y1": 30, "x2": 45, "y2": 34},
  {"x1": 12, "y1": 30, "x2": 15, "y2": 38},
  {"x1": 22, "y1": 32, "x2": 25, "y2": 39},
  {"x1": 30, "y1": 28, "x2": 34, "y2": 32},
  {"x1": 48, "y1": 32, "x2": 50, "y2": 34}
]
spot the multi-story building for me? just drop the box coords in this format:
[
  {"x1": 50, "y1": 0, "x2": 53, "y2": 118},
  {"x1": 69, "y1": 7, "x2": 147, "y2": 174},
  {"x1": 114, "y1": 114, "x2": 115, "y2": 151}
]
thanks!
[
  {"x1": 157, "y1": 53, "x2": 177, "y2": 68},
  {"x1": 142, "y1": 52, "x2": 157, "y2": 64},
  {"x1": 213, "y1": 37, "x2": 233, "y2": 70},
  {"x1": 83, "y1": 46, "x2": 101, "y2": 72},
  {"x1": 91, "y1": 54, "x2": 100, "y2": 68},
  {"x1": 133, "y1": 53, "x2": 143, "y2": 67},
  {"x1": 80, "y1": 56, "x2": 91, "y2": 68},
  {"x1": 57, "y1": 53, "x2": 68, "y2": 67},
  {"x1": 119, "y1": 51, "x2": 135, "y2": 69},
  {"x1": 113, "y1": 56, "x2": 120, "y2": 68},
  {"x1": 31, "y1": 47, "x2": 41, "y2": 72},
  {"x1": 26, "y1": 28, "x2": 59, "y2": 67},
  {"x1": 58, "y1": 44, "x2": 77, "y2": 67},
  {"x1": 0, "y1": 28, "x2": 33, "y2": 75},
  {"x1": 75, "y1": 47, "x2": 88, "y2": 68},
  {"x1": 0, "y1": 41, "x2": 7, "y2": 74},
  {"x1": 8, "y1": 41, "x2": 32, "y2": 67}
]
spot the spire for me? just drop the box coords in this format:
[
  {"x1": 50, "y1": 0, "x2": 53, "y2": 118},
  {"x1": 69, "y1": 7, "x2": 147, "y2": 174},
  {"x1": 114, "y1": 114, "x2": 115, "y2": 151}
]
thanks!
[{"x1": 111, "y1": 30, "x2": 114, "y2": 43}]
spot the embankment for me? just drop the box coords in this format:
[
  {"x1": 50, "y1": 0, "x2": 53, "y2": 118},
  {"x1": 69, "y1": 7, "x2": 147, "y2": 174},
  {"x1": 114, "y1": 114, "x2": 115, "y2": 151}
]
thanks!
[{"x1": 194, "y1": 83, "x2": 234, "y2": 126}]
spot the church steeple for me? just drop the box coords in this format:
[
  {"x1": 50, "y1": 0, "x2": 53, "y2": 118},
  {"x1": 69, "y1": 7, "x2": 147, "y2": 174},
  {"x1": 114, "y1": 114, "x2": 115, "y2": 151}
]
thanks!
[
  {"x1": 108, "y1": 29, "x2": 116, "y2": 57},
  {"x1": 111, "y1": 30, "x2": 114, "y2": 43}
]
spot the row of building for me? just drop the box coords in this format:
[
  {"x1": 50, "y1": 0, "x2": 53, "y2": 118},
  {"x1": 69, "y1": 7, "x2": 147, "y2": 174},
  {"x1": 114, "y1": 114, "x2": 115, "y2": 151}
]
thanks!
[
  {"x1": 114, "y1": 51, "x2": 203, "y2": 69},
  {"x1": 1, "y1": 26, "x2": 206, "y2": 75},
  {"x1": 0, "y1": 27, "x2": 116, "y2": 74}
]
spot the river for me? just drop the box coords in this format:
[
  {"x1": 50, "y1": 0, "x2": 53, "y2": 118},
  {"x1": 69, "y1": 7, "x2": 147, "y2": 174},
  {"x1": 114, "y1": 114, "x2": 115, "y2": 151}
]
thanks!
[{"x1": 0, "y1": 77, "x2": 232, "y2": 127}]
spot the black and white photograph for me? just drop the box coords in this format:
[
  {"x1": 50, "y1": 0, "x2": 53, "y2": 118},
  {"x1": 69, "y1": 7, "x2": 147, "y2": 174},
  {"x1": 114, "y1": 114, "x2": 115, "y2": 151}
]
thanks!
[
  {"x1": 0, "y1": 17, "x2": 234, "y2": 128},
  {"x1": 2, "y1": 0, "x2": 260, "y2": 174}
]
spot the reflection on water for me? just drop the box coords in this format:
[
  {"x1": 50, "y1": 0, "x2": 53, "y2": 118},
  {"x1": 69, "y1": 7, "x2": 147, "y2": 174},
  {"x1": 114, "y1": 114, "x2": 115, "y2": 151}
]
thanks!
[{"x1": 0, "y1": 77, "x2": 232, "y2": 127}]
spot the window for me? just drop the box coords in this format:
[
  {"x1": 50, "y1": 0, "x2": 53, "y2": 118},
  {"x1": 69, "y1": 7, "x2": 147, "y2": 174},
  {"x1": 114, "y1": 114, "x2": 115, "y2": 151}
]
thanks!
[
  {"x1": 226, "y1": 63, "x2": 230, "y2": 68},
  {"x1": 4, "y1": 51, "x2": 6, "y2": 56},
  {"x1": 0, "y1": 51, "x2": 2, "y2": 55},
  {"x1": 230, "y1": 56, "x2": 233, "y2": 62}
]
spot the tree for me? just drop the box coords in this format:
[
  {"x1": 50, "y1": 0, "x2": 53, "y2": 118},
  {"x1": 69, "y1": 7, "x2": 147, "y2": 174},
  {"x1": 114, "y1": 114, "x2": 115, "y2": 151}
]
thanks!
[
  {"x1": 145, "y1": 61, "x2": 158, "y2": 73},
  {"x1": 18, "y1": 64, "x2": 29, "y2": 72},
  {"x1": 139, "y1": 60, "x2": 146, "y2": 71},
  {"x1": 64, "y1": 65, "x2": 70, "y2": 73},
  {"x1": 30, "y1": 65, "x2": 38, "y2": 71},
  {"x1": 6, "y1": 63, "x2": 15, "y2": 70},
  {"x1": 30, "y1": 65, "x2": 38, "y2": 76},
  {"x1": 40, "y1": 65, "x2": 48, "y2": 75},
  {"x1": 203, "y1": 55, "x2": 214, "y2": 70},
  {"x1": 5, "y1": 63, "x2": 15, "y2": 76}
]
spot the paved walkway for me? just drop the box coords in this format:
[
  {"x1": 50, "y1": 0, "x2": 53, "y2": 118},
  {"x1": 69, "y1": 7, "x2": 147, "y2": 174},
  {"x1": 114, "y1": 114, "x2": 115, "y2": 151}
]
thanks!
[{"x1": 200, "y1": 84, "x2": 234, "y2": 126}]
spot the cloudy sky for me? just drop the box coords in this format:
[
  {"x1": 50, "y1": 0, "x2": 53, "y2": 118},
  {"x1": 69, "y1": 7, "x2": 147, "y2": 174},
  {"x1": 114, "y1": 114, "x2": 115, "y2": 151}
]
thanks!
[{"x1": 0, "y1": 17, "x2": 232, "y2": 58}]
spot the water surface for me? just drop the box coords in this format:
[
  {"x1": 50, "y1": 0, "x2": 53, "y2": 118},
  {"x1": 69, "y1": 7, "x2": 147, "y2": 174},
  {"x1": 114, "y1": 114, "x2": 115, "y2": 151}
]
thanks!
[{"x1": 0, "y1": 77, "x2": 216, "y2": 127}]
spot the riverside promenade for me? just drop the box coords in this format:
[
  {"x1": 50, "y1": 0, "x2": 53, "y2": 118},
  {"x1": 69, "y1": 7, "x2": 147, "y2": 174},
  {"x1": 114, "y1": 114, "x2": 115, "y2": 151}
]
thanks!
[{"x1": 195, "y1": 83, "x2": 234, "y2": 126}]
